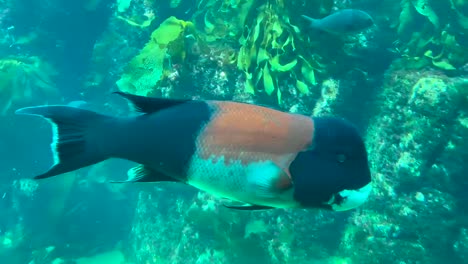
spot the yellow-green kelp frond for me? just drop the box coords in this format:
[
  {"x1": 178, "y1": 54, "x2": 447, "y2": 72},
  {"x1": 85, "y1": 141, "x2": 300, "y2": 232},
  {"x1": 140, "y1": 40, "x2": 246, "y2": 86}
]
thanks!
[
  {"x1": 234, "y1": 0, "x2": 329, "y2": 105},
  {"x1": 116, "y1": 16, "x2": 197, "y2": 96},
  {"x1": 392, "y1": 0, "x2": 468, "y2": 71}
]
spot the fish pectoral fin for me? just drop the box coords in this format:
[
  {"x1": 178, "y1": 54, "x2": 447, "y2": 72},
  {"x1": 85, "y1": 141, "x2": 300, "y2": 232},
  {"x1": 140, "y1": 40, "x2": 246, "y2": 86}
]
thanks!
[
  {"x1": 223, "y1": 202, "x2": 274, "y2": 211},
  {"x1": 110, "y1": 164, "x2": 178, "y2": 183},
  {"x1": 113, "y1": 91, "x2": 191, "y2": 114},
  {"x1": 246, "y1": 161, "x2": 292, "y2": 199}
]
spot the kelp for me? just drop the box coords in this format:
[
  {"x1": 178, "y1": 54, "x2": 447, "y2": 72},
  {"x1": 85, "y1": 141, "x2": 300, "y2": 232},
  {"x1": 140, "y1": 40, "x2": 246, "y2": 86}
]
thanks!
[
  {"x1": 393, "y1": 0, "x2": 468, "y2": 71},
  {"x1": 116, "y1": 16, "x2": 197, "y2": 96}
]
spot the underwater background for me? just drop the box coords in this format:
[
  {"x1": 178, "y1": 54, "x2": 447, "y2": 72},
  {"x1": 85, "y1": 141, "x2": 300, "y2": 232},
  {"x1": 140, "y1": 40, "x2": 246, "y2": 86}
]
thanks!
[{"x1": 0, "y1": 0, "x2": 467, "y2": 263}]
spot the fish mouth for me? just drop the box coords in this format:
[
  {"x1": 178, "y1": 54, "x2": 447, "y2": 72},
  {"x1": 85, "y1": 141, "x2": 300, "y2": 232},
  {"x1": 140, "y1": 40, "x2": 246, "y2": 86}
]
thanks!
[{"x1": 326, "y1": 183, "x2": 372, "y2": 211}]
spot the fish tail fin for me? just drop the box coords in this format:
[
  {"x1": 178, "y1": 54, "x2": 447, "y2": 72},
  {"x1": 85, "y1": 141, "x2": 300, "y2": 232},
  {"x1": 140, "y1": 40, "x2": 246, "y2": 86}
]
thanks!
[{"x1": 16, "y1": 105, "x2": 115, "y2": 179}]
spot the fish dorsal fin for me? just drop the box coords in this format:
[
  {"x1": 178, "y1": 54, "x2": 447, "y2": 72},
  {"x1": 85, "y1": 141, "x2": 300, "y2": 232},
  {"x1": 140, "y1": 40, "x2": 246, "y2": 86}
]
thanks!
[
  {"x1": 114, "y1": 91, "x2": 190, "y2": 114},
  {"x1": 110, "y1": 164, "x2": 179, "y2": 183}
]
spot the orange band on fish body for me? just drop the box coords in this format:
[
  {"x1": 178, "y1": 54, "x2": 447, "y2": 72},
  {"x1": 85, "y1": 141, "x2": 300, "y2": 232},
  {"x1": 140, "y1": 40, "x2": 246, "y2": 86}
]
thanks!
[{"x1": 195, "y1": 101, "x2": 314, "y2": 171}]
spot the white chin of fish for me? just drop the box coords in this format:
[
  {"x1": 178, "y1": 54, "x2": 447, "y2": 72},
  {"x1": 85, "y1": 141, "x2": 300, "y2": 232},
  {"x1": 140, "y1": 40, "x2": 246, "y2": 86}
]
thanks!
[{"x1": 327, "y1": 183, "x2": 372, "y2": 211}]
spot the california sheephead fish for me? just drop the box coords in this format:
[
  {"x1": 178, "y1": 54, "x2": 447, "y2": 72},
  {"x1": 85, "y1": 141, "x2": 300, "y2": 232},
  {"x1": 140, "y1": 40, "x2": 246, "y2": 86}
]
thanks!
[
  {"x1": 15, "y1": 92, "x2": 372, "y2": 211},
  {"x1": 302, "y1": 9, "x2": 374, "y2": 35}
]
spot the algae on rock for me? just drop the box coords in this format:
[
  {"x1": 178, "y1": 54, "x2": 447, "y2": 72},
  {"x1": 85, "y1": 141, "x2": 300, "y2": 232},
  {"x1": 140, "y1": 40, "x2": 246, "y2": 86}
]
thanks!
[
  {"x1": 116, "y1": 16, "x2": 196, "y2": 96},
  {"x1": 336, "y1": 64, "x2": 467, "y2": 263}
]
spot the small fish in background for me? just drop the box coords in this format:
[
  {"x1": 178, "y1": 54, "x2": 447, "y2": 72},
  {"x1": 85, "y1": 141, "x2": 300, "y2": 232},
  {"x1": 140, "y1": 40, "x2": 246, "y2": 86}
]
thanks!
[
  {"x1": 15, "y1": 92, "x2": 372, "y2": 212},
  {"x1": 302, "y1": 9, "x2": 374, "y2": 35}
]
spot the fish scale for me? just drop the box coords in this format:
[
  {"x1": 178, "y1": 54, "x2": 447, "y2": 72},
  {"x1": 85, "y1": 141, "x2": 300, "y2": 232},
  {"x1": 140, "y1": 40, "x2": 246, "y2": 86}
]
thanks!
[
  {"x1": 186, "y1": 153, "x2": 297, "y2": 207},
  {"x1": 187, "y1": 154, "x2": 251, "y2": 201}
]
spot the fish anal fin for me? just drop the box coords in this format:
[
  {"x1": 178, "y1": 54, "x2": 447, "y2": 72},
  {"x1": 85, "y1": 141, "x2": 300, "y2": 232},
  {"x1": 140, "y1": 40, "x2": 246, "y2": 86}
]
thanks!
[
  {"x1": 113, "y1": 91, "x2": 191, "y2": 114},
  {"x1": 110, "y1": 164, "x2": 178, "y2": 183}
]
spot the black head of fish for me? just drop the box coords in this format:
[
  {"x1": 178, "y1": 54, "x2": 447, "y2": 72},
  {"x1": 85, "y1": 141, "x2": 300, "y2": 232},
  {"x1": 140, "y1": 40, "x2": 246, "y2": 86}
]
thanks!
[{"x1": 289, "y1": 117, "x2": 372, "y2": 211}]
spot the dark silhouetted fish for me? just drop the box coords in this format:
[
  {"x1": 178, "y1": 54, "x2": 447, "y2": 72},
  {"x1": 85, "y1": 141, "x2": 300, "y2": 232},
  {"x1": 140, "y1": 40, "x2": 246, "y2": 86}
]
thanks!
[
  {"x1": 15, "y1": 92, "x2": 372, "y2": 211},
  {"x1": 302, "y1": 9, "x2": 374, "y2": 35}
]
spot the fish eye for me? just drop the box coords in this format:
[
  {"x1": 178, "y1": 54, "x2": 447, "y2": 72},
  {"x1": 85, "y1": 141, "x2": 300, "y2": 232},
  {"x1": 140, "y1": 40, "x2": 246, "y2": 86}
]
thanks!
[{"x1": 337, "y1": 153, "x2": 347, "y2": 163}]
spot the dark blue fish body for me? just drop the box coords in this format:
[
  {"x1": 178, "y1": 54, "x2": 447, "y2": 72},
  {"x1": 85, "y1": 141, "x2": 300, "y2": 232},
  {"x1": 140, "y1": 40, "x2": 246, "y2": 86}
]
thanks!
[
  {"x1": 15, "y1": 92, "x2": 372, "y2": 211},
  {"x1": 302, "y1": 9, "x2": 374, "y2": 34}
]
